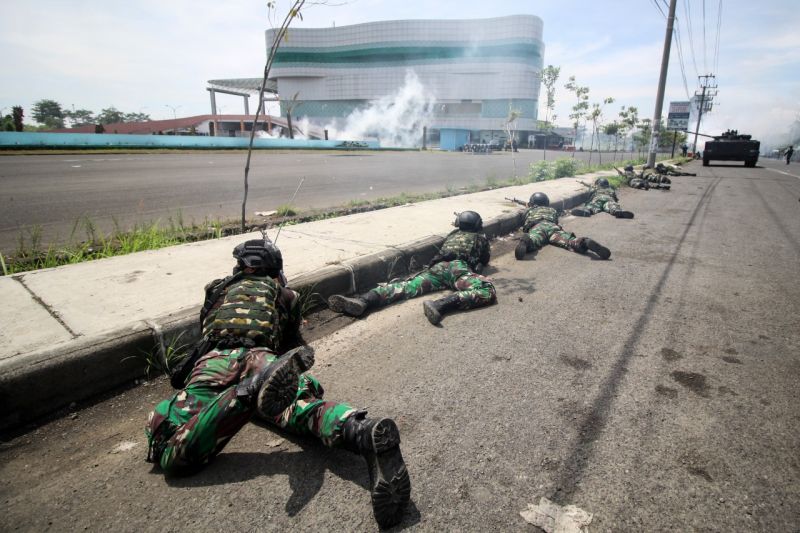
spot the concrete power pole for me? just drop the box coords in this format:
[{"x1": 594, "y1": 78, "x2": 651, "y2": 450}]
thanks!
[
  {"x1": 691, "y1": 74, "x2": 717, "y2": 154},
  {"x1": 647, "y1": 0, "x2": 678, "y2": 168}
]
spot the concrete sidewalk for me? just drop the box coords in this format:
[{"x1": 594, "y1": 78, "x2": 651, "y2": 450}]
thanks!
[{"x1": 0, "y1": 172, "x2": 613, "y2": 430}]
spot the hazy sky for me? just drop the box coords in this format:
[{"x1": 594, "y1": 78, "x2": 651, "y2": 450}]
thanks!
[{"x1": 1, "y1": 0, "x2": 797, "y2": 146}]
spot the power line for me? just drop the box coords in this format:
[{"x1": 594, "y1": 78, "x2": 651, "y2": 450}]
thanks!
[
  {"x1": 713, "y1": 0, "x2": 723, "y2": 75},
  {"x1": 682, "y1": 0, "x2": 700, "y2": 77},
  {"x1": 673, "y1": 25, "x2": 692, "y2": 100},
  {"x1": 702, "y1": 0, "x2": 708, "y2": 72}
]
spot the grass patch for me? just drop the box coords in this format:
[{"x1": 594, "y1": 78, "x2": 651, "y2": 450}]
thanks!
[{"x1": 276, "y1": 204, "x2": 298, "y2": 217}]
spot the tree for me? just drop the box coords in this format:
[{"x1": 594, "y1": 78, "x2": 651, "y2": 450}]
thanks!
[
  {"x1": 12, "y1": 106, "x2": 24, "y2": 131},
  {"x1": 564, "y1": 76, "x2": 589, "y2": 157},
  {"x1": 2, "y1": 114, "x2": 14, "y2": 131},
  {"x1": 504, "y1": 103, "x2": 521, "y2": 177},
  {"x1": 539, "y1": 65, "x2": 560, "y2": 161},
  {"x1": 97, "y1": 107, "x2": 126, "y2": 125},
  {"x1": 242, "y1": 0, "x2": 312, "y2": 231},
  {"x1": 603, "y1": 122, "x2": 621, "y2": 161},
  {"x1": 633, "y1": 118, "x2": 652, "y2": 157},
  {"x1": 32, "y1": 99, "x2": 65, "y2": 128},
  {"x1": 65, "y1": 109, "x2": 96, "y2": 128},
  {"x1": 618, "y1": 106, "x2": 639, "y2": 155},
  {"x1": 123, "y1": 112, "x2": 151, "y2": 123},
  {"x1": 587, "y1": 97, "x2": 614, "y2": 165}
]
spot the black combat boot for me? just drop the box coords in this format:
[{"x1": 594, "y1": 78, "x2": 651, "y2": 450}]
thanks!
[
  {"x1": 515, "y1": 234, "x2": 533, "y2": 260},
  {"x1": 613, "y1": 210, "x2": 635, "y2": 219},
  {"x1": 235, "y1": 345, "x2": 315, "y2": 418},
  {"x1": 571, "y1": 207, "x2": 593, "y2": 217},
  {"x1": 341, "y1": 413, "x2": 411, "y2": 529},
  {"x1": 422, "y1": 293, "x2": 462, "y2": 325},
  {"x1": 584, "y1": 238, "x2": 611, "y2": 260},
  {"x1": 328, "y1": 290, "x2": 381, "y2": 317}
]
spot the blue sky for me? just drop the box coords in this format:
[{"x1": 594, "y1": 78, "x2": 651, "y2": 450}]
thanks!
[{"x1": 1, "y1": 0, "x2": 797, "y2": 147}]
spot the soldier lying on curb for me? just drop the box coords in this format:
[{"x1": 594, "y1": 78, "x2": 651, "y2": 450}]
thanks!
[
  {"x1": 328, "y1": 210, "x2": 496, "y2": 325},
  {"x1": 146, "y1": 238, "x2": 411, "y2": 529},
  {"x1": 616, "y1": 165, "x2": 650, "y2": 190},
  {"x1": 571, "y1": 177, "x2": 635, "y2": 218},
  {"x1": 508, "y1": 193, "x2": 611, "y2": 260}
]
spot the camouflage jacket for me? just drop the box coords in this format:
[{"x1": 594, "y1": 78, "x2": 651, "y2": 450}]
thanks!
[
  {"x1": 438, "y1": 229, "x2": 491, "y2": 269},
  {"x1": 523, "y1": 206, "x2": 559, "y2": 231},
  {"x1": 201, "y1": 274, "x2": 300, "y2": 352},
  {"x1": 590, "y1": 186, "x2": 618, "y2": 201}
]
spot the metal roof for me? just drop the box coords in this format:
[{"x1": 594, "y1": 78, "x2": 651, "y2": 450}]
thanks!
[{"x1": 207, "y1": 78, "x2": 277, "y2": 94}]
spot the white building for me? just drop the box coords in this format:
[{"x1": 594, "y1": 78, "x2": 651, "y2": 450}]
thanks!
[{"x1": 264, "y1": 15, "x2": 544, "y2": 148}]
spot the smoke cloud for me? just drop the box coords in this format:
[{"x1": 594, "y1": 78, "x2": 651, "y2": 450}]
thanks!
[{"x1": 319, "y1": 70, "x2": 436, "y2": 148}]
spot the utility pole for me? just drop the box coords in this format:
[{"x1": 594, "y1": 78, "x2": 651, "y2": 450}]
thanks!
[
  {"x1": 647, "y1": 0, "x2": 677, "y2": 168},
  {"x1": 691, "y1": 74, "x2": 717, "y2": 154}
]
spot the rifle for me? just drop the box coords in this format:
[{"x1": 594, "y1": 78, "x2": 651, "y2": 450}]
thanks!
[
  {"x1": 613, "y1": 167, "x2": 626, "y2": 176},
  {"x1": 505, "y1": 197, "x2": 528, "y2": 207},
  {"x1": 576, "y1": 180, "x2": 593, "y2": 188}
]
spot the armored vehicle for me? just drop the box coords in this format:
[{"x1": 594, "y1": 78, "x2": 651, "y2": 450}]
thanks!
[{"x1": 702, "y1": 130, "x2": 760, "y2": 167}]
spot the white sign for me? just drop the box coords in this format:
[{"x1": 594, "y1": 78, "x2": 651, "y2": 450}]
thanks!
[{"x1": 667, "y1": 101, "x2": 691, "y2": 131}]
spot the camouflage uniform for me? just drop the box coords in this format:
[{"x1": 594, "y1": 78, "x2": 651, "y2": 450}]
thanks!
[
  {"x1": 584, "y1": 186, "x2": 622, "y2": 215},
  {"x1": 368, "y1": 229, "x2": 495, "y2": 310},
  {"x1": 521, "y1": 206, "x2": 586, "y2": 252},
  {"x1": 644, "y1": 169, "x2": 671, "y2": 188},
  {"x1": 623, "y1": 169, "x2": 649, "y2": 189},
  {"x1": 145, "y1": 274, "x2": 356, "y2": 475}
]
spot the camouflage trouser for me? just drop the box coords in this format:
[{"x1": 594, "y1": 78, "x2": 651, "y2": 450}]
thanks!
[
  {"x1": 145, "y1": 347, "x2": 356, "y2": 475},
  {"x1": 524, "y1": 221, "x2": 583, "y2": 252},
  {"x1": 586, "y1": 196, "x2": 620, "y2": 215},
  {"x1": 629, "y1": 178, "x2": 648, "y2": 189},
  {"x1": 370, "y1": 259, "x2": 495, "y2": 309}
]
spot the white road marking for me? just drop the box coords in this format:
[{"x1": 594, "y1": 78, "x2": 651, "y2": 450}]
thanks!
[{"x1": 765, "y1": 167, "x2": 800, "y2": 180}]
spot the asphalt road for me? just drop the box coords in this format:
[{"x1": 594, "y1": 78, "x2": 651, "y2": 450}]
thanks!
[
  {"x1": 1, "y1": 161, "x2": 799, "y2": 531},
  {"x1": 0, "y1": 149, "x2": 640, "y2": 254}
]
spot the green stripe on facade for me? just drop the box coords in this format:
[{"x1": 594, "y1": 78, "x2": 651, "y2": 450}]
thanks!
[{"x1": 273, "y1": 43, "x2": 542, "y2": 67}]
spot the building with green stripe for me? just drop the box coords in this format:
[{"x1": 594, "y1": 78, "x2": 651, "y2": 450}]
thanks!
[{"x1": 262, "y1": 15, "x2": 544, "y2": 148}]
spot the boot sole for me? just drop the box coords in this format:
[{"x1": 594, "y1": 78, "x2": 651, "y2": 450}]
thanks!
[
  {"x1": 328, "y1": 295, "x2": 367, "y2": 316},
  {"x1": 256, "y1": 346, "x2": 315, "y2": 419},
  {"x1": 571, "y1": 209, "x2": 592, "y2": 217},
  {"x1": 587, "y1": 239, "x2": 611, "y2": 260},
  {"x1": 367, "y1": 419, "x2": 411, "y2": 529},
  {"x1": 423, "y1": 300, "x2": 442, "y2": 325},
  {"x1": 615, "y1": 211, "x2": 635, "y2": 219}
]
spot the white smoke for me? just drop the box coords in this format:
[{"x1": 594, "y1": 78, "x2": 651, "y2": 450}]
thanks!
[{"x1": 323, "y1": 70, "x2": 436, "y2": 148}]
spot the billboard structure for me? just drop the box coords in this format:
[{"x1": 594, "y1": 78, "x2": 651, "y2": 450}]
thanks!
[{"x1": 667, "y1": 101, "x2": 691, "y2": 131}]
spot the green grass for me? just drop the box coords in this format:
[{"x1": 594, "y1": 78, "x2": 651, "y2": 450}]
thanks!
[
  {"x1": 276, "y1": 204, "x2": 298, "y2": 217},
  {"x1": 134, "y1": 330, "x2": 192, "y2": 378}
]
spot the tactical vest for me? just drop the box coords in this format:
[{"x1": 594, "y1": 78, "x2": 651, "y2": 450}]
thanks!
[
  {"x1": 593, "y1": 186, "x2": 616, "y2": 200},
  {"x1": 440, "y1": 230, "x2": 481, "y2": 267},
  {"x1": 524, "y1": 206, "x2": 558, "y2": 230},
  {"x1": 201, "y1": 275, "x2": 282, "y2": 350}
]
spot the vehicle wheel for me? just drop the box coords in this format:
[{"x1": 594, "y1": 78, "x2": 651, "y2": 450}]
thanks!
[{"x1": 702, "y1": 157, "x2": 709, "y2": 166}]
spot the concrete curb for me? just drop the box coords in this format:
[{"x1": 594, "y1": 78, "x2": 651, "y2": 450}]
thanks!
[{"x1": 0, "y1": 188, "x2": 591, "y2": 432}]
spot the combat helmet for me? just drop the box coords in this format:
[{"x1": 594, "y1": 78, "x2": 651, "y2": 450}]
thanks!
[
  {"x1": 595, "y1": 177, "x2": 610, "y2": 188},
  {"x1": 624, "y1": 165, "x2": 634, "y2": 172},
  {"x1": 529, "y1": 192, "x2": 549, "y2": 207},
  {"x1": 454, "y1": 210, "x2": 483, "y2": 232},
  {"x1": 232, "y1": 239, "x2": 283, "y2": 276}
]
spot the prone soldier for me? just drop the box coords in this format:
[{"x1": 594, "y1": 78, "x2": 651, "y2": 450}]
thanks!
[
  {"x1": 146, "y1": 239, "x2": 411, "y2": 529},
  {"x1": 642, "y1": 166, "x2": 672, "y2": 190},
  {"x1": 571, "y1": 177, "x2": 635, "y2": 218},
  {"x1": 328, "y1": 210, "x2": 496, "y2": 325},
  {"x1": 655, "y1": 162, "x2": 696, "y2": 176},
  {"x1": 616, "y1": 165, "x2": 650, "y2": 190},
  {"x1": 509, "y1": 193, "x2": 611, "y2": 260}
]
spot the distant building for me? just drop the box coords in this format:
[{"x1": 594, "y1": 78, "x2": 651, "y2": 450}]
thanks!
[
  {"x1": 48, "y1": 114, "x2": 313, "y2": 138},
  {"x1": 212, "y1": 15, "x2": 545, "y2": 148}
]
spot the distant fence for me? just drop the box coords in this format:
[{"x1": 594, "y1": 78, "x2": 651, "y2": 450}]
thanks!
[{"x1": 0, "y1": 132, "x2": 380, "y2": 150}]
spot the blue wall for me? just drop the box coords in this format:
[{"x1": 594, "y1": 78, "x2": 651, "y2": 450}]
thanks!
[
  {"x1": 0, "y1": 132, "x2": 380, "y2": 150},
  {"x1": 439, "y1": 129, "x2": 471, "y2": 151}
]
